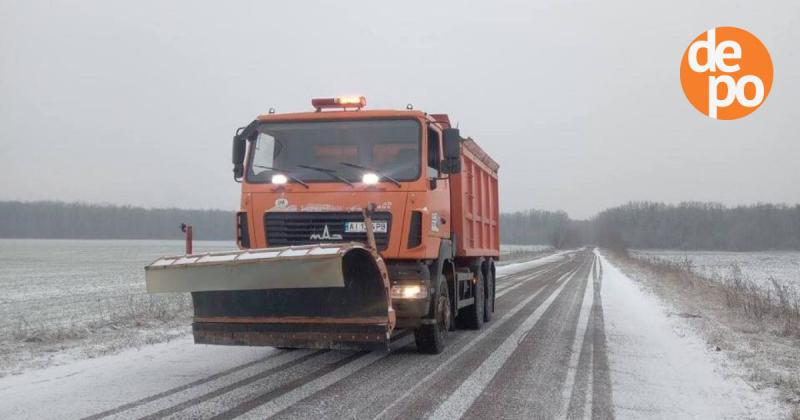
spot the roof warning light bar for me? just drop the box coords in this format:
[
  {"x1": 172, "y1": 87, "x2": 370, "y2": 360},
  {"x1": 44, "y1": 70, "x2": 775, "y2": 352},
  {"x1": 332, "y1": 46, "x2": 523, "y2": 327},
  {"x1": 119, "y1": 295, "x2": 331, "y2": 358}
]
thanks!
[{"x1": 312, "y1": 96, "x2": 367, "y2": 111}]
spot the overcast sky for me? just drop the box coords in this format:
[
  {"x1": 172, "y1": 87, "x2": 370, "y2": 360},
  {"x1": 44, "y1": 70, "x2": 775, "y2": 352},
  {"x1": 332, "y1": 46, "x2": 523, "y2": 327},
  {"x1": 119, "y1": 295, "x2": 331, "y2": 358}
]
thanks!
[{"x1": 2, "y1": 0, "x2": 798, "y2": 219}]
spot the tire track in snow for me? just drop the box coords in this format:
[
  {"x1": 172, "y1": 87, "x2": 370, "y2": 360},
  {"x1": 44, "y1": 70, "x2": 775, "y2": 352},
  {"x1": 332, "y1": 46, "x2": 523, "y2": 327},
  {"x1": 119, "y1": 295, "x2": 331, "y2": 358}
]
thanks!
[
  {"x1": 80, "y1": 350, "x2": 292, "y2": 420},
  {"x1": 376, "y1": 260, "x2": 583, "y2": 420},
  {"x1": 269, "y1": 259, "x2": 580, "y2": 420},
  {"x1": 228, "y1": 259, "x2": 578, "y2": 419},
  {"x1": 459, "y1": 252, "x2": 593, "y2": 419},
  {"x1": 589, "y1": 253, "x2": 614, "y2": 419},
  {"x1": 136, "y1": 350, "x2": 327, "y2": 419},
  {"x1": 232, "y1": 352, "x2": 386, "y2": 419},
  {"x1": 428, "y1": 257, "x2": 588, "y2": 420},
  {"x1": 495, "y1": 263, "x2": 555, "y2": 287},
  {"x1": 561, "y1": 254, "x2": 596, "y2": 419},
  {"x1": 207, "y1": 352, "x2": 371, "y2": 419},
  {"x1": 495, "y1": 259, "x2": 573, "y2": 298}
]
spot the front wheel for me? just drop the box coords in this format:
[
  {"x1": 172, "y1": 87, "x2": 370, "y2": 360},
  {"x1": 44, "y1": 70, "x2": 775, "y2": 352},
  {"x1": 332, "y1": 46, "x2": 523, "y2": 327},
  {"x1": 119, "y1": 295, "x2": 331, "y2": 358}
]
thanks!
[{"x1": 415, "y1": 278, "x2": 451, "y2": 354}]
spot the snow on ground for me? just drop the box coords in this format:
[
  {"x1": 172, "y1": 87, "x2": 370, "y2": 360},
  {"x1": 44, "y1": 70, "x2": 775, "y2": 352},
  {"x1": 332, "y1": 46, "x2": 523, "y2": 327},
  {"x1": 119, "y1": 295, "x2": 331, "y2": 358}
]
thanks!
[
  {"x1": 0, "y1": 239, "x2": 234, "y2": 335},
  {"x1": 0, "y1": 336, "x2": 277, "y2": 419},
  {"x1": 632, "y1": 249, "x2": 800, "y2": 290},
  {"x1": 598, "y1": 250, "x2": 786, "y2": 419},
  {"x1": 499, "y1": 244, "x2": 552, "y2": 254},
  {"x1": 495, "y1": 250, "x2": 571, "y2": 277},
  {"x1": 2, "y1": 248, "x2": 788, "y2": 419},
  {"x1": 498, "y1": 243, "x2": 554, "y2": 266},
  {"x1": 0, "y1": 239, "x2": 234, "y2": 377}
]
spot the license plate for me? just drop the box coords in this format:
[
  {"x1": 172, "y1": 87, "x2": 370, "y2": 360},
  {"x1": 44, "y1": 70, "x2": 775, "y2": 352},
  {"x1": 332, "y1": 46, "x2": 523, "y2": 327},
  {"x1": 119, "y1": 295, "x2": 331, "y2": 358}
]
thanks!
[{"x1": 344, "y1": 221, "x2": 388, "y2": 233}]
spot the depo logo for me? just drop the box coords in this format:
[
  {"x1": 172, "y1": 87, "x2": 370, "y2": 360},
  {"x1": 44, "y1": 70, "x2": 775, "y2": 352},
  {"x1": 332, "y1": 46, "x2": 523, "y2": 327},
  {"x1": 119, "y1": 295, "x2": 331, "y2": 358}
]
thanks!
[{"x1": 680, "y1": 27, "x2": 773, "y2": 120}]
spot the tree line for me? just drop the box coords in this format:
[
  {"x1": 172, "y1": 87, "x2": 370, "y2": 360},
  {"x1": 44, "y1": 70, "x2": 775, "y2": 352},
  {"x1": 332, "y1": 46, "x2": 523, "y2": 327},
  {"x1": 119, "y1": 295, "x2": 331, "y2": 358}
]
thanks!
[
  {"x1": 0, "y1": 201, "x2": 234, "y2": 240},
  {"x1": 499, "y1": 209, "x2": 589, "y2": 249},
  {"x1": 502, "y1": 201, "x2": 800, "y2": 251},
  {"x1": 2, "y1": 200, "x2": 799, "y2": 250},
  {"x1": 592, "y1": 201, "x2": 800, "y2": 251}
]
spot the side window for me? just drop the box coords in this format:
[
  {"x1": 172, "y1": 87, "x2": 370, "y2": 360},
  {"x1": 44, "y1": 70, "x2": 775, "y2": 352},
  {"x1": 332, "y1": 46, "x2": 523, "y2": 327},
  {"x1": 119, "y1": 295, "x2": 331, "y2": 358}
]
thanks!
[
  {"x1": 249, "y1": 133, "x2": 276, "y2": 180},
  {"x1": 427, "y1": 128, "x2": 441, "y2": 178}
]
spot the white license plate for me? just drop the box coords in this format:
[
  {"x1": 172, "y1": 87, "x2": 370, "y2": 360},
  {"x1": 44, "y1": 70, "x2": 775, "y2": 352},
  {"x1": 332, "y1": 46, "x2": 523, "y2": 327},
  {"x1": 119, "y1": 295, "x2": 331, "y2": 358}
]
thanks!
[{"x1": 344, "y1": 221, "x2": 388, "y2": 233}]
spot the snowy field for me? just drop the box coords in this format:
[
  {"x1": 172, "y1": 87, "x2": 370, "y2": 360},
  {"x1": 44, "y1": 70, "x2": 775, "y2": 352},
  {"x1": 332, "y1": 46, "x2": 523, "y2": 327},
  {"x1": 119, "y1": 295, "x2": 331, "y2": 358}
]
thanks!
[
  {"x1": 0, "y1": 239, "x2": 233, "y2": 339},
  {"x1": 498, "y1": 244, "x2": 553, "y2": 265},
  {"x1": 499, "y1": 244, "x2": 552, "y2": 254},
  {"x1": 631, "y1": 249, "x2": 800, "y2": 290}
]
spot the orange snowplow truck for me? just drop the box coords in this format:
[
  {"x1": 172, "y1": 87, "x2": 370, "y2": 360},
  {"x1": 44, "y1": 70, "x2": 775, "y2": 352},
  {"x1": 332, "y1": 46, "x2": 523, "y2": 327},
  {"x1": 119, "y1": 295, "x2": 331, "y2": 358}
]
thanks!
[{"x1": 145, "y1": 96, "x2": 499, "y2": 353}]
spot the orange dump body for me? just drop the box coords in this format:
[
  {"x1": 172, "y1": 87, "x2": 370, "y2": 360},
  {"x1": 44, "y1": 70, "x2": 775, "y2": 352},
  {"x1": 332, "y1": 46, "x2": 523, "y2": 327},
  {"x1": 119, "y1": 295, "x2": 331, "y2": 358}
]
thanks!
[{"x1": 450, "y1": 139, "x2": 500, "y2": 258}]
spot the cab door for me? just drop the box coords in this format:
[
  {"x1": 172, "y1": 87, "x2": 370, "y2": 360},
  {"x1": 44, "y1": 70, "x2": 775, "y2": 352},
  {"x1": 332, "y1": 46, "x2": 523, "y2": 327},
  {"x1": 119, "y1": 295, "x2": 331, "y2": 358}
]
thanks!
[{"x1": 425, "y1": 125, "x2": 451, "y2": 240}]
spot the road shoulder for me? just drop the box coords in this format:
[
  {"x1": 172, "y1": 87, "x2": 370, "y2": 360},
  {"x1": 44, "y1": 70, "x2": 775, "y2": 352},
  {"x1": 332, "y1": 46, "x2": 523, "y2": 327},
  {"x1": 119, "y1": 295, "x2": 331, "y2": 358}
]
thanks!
[{"x1": 598, "y1": 250, "x2": 788, "y2": 419}]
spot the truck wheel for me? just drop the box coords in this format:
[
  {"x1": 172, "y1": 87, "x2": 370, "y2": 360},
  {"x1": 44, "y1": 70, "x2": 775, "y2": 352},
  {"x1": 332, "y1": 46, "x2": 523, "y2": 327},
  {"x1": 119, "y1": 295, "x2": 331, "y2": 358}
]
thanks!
[
  {"x1": 462, "y1": 271, "x2": 485, "y2": 330},
  {"x1": 484, "y1": 266, "x2": 494, "y2": 323},
  {"x1": 414, "y1": 279, "x2": 451, "y2": 354}
]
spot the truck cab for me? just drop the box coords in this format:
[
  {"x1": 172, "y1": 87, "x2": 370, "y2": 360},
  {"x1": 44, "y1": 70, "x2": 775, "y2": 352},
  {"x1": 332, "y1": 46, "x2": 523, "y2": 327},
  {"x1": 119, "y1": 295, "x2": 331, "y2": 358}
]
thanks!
[{"x1": 234, "y1": 101, "x2": 456, "y2": 262}]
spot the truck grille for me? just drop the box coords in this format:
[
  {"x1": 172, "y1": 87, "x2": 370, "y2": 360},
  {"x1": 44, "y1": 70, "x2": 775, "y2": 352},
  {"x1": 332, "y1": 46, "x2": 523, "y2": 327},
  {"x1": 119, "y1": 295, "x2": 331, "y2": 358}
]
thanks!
[{"x1": 264, "y1": 212, "x2": 391, "y2": 251}]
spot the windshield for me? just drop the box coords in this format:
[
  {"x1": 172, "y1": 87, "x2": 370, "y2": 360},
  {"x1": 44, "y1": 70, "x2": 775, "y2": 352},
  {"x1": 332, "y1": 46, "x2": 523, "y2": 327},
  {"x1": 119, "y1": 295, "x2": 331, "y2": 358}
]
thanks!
[{"x1": 247, "y1": 119, "x2": 421, "y2": 183}]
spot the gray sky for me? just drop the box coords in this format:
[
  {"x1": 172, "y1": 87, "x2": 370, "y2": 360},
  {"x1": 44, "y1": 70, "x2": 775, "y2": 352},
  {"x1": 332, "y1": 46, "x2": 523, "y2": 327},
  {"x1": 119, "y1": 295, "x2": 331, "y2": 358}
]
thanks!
[{"x1": 2, "y1": 0, "x2": 798, "y2": 219}]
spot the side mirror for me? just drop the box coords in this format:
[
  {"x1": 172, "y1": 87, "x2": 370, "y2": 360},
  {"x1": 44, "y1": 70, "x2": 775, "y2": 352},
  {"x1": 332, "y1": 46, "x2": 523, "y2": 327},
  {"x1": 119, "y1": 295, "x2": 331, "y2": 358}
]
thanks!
[
  {"x1": 232, "y1": 121, "x2": 259, "y2": 181},
  {"x1": 441, "y1": 128, "x2": 461, "y2": 174},
  {"x1": 232, "y1": 132, "x2": 247, "y2": 181}
]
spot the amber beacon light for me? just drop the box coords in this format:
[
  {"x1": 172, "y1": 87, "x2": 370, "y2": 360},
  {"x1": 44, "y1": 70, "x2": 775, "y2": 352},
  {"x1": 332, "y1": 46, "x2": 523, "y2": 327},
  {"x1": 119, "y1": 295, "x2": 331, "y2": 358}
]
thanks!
[{"x1": 312, "y1": 96, "x2": 367, "y2": 111}]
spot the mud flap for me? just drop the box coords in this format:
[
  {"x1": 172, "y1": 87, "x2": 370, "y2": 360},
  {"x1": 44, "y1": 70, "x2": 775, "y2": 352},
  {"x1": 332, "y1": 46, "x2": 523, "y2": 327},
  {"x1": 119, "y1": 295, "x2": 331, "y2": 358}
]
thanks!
[{"x1": 145, "y1": 243, "x2": 395, "y2": 350}]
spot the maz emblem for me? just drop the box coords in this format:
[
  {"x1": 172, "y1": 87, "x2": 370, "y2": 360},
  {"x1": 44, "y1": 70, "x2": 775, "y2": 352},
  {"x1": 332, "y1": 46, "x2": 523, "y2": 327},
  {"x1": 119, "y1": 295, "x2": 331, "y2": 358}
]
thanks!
[{"x1": 310, "y1": 225, "x2": 343, "y2": 240}]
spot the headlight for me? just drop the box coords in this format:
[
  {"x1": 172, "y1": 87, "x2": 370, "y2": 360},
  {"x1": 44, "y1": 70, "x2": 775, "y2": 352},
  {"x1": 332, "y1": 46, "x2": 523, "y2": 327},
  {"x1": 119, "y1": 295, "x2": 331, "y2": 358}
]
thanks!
[
  {"x1": 362, "y1": 172, "x2": 380, "y2": 185},
  {"x1": 271, "y1": 174, "x2": 288, "y2": 184},
  {"x1": 391, "y1": 284, "x2": 429, "y2": 299}
]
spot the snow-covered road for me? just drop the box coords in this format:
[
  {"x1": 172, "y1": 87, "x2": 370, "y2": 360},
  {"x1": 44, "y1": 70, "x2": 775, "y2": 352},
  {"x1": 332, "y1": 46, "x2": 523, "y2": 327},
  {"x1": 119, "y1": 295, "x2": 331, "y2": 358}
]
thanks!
[{"x1": 0, "y1": 250, "x2": 784, "y2": 419}]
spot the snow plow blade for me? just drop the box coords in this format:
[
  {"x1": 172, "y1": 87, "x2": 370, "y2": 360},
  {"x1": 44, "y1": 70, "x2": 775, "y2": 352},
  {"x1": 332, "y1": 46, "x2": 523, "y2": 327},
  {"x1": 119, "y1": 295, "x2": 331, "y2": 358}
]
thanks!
[{"x1": 145, "y1": 243, "x2": 395, "y2": 350}]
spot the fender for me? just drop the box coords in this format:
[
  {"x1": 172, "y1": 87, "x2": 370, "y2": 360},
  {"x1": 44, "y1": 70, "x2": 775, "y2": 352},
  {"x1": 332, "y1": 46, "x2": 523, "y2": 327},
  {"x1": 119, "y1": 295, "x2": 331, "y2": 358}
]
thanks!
[{"x1": 421, "y1": 237, "x2": 454, "y2": 323}]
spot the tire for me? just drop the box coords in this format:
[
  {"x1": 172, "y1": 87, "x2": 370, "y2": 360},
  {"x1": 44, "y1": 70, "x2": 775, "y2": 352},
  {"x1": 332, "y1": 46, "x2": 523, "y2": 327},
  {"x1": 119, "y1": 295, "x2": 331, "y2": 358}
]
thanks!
[
  {"x1": 415, "y1": 278, "x2": 451, "y2": 354},
  {"x1": 484, "y1": 264, "x2": 494, "y2": 323},
  {"x1": 461, "y1": 270, "x2": 484, "y2": 330}
]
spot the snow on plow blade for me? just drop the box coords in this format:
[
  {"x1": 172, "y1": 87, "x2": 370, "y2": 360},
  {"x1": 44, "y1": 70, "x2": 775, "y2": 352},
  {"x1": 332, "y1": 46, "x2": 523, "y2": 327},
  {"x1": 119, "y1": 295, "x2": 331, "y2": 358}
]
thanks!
[{"x1": 145, "y1": 243, "x2": 396, "y2": 350}]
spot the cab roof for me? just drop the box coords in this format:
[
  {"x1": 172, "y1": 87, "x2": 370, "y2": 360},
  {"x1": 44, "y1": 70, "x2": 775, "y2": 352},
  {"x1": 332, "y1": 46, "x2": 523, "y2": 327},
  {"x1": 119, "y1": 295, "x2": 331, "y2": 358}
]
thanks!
[
  {"x1": 256, "y1": 109, "x2": 429, "y2": 123},
  {"x1": 254, "y1": 108, "x2": 499, "y2": 171}
]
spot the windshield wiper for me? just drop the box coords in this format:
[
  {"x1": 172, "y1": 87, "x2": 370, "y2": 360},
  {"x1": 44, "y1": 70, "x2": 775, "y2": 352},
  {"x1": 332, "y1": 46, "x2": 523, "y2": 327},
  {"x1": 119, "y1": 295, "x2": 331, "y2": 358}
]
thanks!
[
  {"x1": 253, "y1": 165, "x2": 310, "y2": 189},
  {"x1": 296, "y1": 164, "x2": 354, "y2": 187},
  {"x1": 339, "y1": 162, "x2": 402, "y2": 187}
]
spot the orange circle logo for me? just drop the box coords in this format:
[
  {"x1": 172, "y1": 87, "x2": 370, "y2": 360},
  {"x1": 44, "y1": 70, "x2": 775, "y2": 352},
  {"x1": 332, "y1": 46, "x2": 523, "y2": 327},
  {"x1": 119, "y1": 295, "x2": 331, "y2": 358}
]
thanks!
[{"x1": 680, "y1": 27, "x2": 773, "y2": 120}]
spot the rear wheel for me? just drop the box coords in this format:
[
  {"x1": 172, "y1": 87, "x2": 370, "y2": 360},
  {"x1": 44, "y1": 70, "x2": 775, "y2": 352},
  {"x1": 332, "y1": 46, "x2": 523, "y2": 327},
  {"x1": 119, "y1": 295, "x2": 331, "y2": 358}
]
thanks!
[
  {"x1": 415, "y1": 278, "x2": 451, "y2": 354},
  {"x1": 461, "y1": 270, "x2": 484, "y2": 330},
  {"x1": 484, "y1": 265, "x2": 494, "y2": 323}
]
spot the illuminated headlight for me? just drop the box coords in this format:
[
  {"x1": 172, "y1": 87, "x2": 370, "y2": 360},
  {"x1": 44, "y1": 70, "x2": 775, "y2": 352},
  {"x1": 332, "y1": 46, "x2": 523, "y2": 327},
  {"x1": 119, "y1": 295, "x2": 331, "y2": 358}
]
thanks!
[
  {"x1": 271, "y1": 174, "x2": 288, "y2": 184},
  {"x1": 362, "y1": 172, "x2": 380, "y2": 185},
  {"x1": 391, "y1": 284, "x2": 428, "y2": 299}
]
